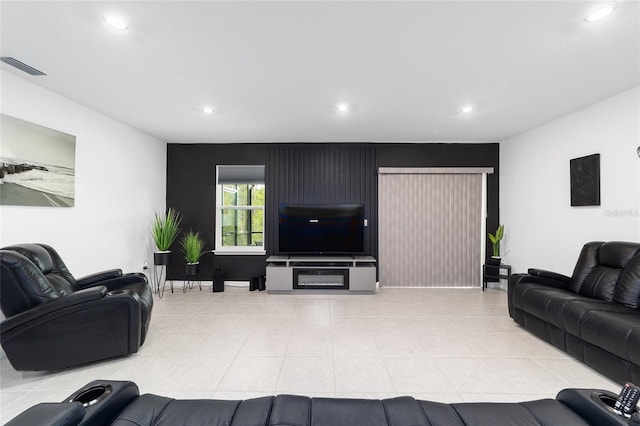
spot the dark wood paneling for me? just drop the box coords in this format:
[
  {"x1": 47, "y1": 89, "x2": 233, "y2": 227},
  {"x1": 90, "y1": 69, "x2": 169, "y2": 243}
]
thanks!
[
  {"x1": 266, "y1": 144, "x2": 376, "y2": 256},
  {"x1": 166, "y1": 142, "x2": 499, "y2": 281}
]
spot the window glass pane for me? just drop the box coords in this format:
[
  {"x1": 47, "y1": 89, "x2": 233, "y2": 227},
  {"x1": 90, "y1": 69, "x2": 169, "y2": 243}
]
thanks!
[
  {"x1": 252, "y1": 184, "x2": 265, "y2": 206},
  {"x1": 222, "y1": 184, "x2": 265, "y2": 207},
  {"x1": 222, "y1": 185, "x2": 239, "y2": 206},
  {"x1": 250, "y1": 209, "x2": 264, "y2": 246},
  {"x1": 221, "y1": 208, "x2": 264, "y2": 247}
]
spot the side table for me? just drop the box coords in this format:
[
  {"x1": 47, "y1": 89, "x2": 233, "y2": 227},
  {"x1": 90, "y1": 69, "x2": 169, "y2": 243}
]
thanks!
[{"x1": 482, "y1": 263, "x2": 511, "y2": 291}]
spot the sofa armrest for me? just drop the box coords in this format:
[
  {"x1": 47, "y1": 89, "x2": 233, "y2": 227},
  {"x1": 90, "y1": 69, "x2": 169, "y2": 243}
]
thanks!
[
  {"x1": 507, "y1": 270, "x2": 572, "y2": 318},
  {"x1": 85, "y1": 273, "x2": 148, "y2": 293},
  {"x1": 0, "y1": 287, "x2": 107, "y2": 333},
  {"x1": 5, "y1": 402, "x2": 85, "y2": 426},
  {"x1": 76, "y1": 269, "x2": 123, "y2": 288},
  {"x1": 527, "y1": 268, "x2": 571, "y2": 283}
]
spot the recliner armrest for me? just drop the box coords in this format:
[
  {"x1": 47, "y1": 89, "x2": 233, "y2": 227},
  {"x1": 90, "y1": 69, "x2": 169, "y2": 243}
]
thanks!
[
  {"x1": 76, "y1": 269, "x2": 123, "y2": 288},
  {"x1": 527, "y1": 268, "x2": 571, "y2": 283},
  {"x1": 84, "y1": 272, "x2": 149, "y2": 292},
  {"x1": 5, "y1": 402, "x2": 85, "y2": 426},
  {"x1": 0, "y1": 287, "x2": 107, "y2": 333}
]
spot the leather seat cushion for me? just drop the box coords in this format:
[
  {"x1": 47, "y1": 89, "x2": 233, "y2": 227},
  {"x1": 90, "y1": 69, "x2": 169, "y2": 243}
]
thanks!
[
  {"x1": 112, "y1": 394, "x2": 274, "y2": 426},
  {"x1": 562, "y1": 300, "x2": 633, "y2": 337},
  {"x1": 310, "y1": 398, "x2": 394, "y2": 426},
  {"x1": 450, "y1": 400, "x2": 590, "y2": 426},
  {"x1": 517, "y1": 285, "x2": 588, "y2": 329},
  {"x1": 579, "y1": 310, "x2": 640, "y2": 365}
]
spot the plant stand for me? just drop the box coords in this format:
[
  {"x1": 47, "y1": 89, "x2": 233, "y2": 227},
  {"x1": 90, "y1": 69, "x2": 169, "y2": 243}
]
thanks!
[
  {"x1": 153, "y1": 251, "x2": 173, "y2": 298},
  {"x1": 183, "y1": 262, "x2": 201, "y2": 292},
  {"x1": 183, "y1": 277, "x2": 202, "y2": 292},
  {"x1": 153, "y1": 265, "x2": 175, "y2": 297}
]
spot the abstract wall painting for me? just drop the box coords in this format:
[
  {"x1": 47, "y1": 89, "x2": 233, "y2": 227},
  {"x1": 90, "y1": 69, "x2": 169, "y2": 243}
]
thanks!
[
  {"x1": 570, "y1": 153, "x2": 600, "y2": 207},
  {"x1": 0, "y1": 114, "x2": 76, "y2": 207}
]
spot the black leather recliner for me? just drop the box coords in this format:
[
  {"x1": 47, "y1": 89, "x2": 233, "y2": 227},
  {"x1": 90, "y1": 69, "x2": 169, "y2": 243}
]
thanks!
[
  {"x1": 509, "y1": 241, "x2": 640, "y2": 384},
  {"x1": 5, "y1": 380, "x2": 638, "y2": 426},
  {"x1": 0, "y1": 243, "x2": 153, "y2": 371}
]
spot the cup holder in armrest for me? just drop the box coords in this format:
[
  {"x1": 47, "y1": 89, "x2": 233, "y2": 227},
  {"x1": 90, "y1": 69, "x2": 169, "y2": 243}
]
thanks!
[
  {"x1": 107, "y1": 289, "x2": 128, "y2": 296},
  {"x1": 591, "y1": 391, "x2": 638, "y2": 417},
  {"x1": 62, "y1": 381, "x2": 139, "y2": 426},
  {"x1": 67, "y1": 384, "x2": 112, "y2": 407}
]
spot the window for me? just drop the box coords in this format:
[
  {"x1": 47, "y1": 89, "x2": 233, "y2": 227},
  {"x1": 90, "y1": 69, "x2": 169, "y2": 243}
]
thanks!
[{"x1": 215, "y1": 165, "x2": 265, "y2": 254}]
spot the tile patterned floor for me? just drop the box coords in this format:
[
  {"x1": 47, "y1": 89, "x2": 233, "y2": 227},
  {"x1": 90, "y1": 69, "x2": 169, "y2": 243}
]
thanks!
[{"x1": 0, "y1": 286, "x2": 619, "y2": 423}]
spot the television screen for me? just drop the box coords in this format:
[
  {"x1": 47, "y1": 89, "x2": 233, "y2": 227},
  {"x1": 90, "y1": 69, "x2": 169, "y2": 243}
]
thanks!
[{"x1": 278, "y1": 204, "x2": 365, "y2": 254}]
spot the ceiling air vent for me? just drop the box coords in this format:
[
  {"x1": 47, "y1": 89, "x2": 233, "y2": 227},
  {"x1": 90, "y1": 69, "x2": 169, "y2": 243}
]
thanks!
[{"x1": 0, "y1": 57, "x2": 46, "y2": 76}]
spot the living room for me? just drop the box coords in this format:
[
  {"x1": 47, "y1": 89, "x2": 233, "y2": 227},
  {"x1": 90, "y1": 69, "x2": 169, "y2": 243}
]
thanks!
[{"x1": 1, "y1": 1, "x2": 639, "y2": 425}]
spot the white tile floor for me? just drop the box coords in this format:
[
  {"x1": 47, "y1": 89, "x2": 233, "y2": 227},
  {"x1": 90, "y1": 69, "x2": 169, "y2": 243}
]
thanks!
[{"x1": 0, "y1": 285, "x2": 620, "y2": 423}]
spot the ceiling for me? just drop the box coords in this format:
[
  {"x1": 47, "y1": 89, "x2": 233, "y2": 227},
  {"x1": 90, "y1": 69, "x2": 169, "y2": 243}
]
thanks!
[{"x1": 1, "y1": 1, "x2": 638, "y2": 144}]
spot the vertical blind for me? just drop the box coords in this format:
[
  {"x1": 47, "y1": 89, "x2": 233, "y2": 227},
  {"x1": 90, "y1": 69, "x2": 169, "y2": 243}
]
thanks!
[{"x1": 378, "y1": 171, "x2": 484, "y2": 287}]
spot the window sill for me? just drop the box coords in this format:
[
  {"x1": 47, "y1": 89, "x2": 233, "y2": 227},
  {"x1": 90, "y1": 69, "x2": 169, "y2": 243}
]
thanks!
[{"x1": 213, "y1": 250, "x2": 266, "y2": 256}]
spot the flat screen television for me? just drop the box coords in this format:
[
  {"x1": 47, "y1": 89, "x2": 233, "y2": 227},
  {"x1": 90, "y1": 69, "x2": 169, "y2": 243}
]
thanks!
[{"x1": 278, "y1": 204, "x2": 365, "y2": 255}]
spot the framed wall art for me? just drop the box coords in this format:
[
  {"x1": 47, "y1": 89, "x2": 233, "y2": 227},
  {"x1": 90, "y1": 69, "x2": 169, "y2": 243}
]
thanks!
[
  {"x1": 0, "y1": 113, "x2": 76, "y2": 207},
  {"x1": 570, "y1": 153, "x2": 600, "y2": 207}
]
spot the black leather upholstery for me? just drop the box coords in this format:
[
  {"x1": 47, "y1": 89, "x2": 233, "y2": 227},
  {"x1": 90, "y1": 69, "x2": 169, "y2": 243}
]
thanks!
[
  {"x1": 5, "y1": 402, "x2": 85, "y2": 426},
  {"x1": 6, "y1": 380, "x2": 636, "y2": 426},
  {"x1": 509, "y1": 241, "x2": 640, "y2": 384},
  {"x1": 0, "y1": 244, "x2": 153, "y2": 371}
]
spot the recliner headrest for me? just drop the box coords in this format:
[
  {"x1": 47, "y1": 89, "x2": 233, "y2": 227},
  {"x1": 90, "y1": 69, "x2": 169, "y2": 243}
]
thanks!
[
  {"x1": 598, "y1": 242, "x2": 640, "y2": 269},
  {"x1": 2, "y1": 243, "x2": 53, "y2": 274},
  {"x1": 0, "y1": 250, "x2": 60, "y2": 317}
]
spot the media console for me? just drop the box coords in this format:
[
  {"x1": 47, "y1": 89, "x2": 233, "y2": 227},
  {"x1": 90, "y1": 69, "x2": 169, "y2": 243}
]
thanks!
[{"x1": 265, "y1": 256, "x2": 376, "y2": 294}]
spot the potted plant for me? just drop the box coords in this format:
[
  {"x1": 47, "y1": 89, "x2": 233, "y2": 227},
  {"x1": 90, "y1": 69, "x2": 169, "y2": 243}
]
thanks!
[
  {"x1": 151, "y1": 207, "x2": 182, "y2": 266},
  {"x1": 180, "y1": 230, "x2": 206, "y2": 276},
  {"x1": 488, "y1": 224, "x2": 504, "y2": 265}
]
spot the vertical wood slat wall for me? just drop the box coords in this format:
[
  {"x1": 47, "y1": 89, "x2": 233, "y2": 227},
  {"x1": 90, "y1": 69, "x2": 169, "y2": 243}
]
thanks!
[
  {"x1": 378, "y1": 173, "x2": 482, "y2": 287},
  {"x1": 266, "y1": 144, "x2": 377, "y2": 256}
]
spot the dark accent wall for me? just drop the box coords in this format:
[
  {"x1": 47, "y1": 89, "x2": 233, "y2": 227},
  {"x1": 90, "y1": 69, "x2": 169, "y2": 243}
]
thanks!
[
  {"x1": 166, "y1": 143, "x2": 499, "y2": 281},
  {"x1": 266, "y1": 145, "x2": 377, "y2": 256}
]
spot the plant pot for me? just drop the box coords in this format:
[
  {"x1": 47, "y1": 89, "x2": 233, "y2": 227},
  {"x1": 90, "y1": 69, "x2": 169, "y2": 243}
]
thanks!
[
  {"x1": 487, "y1": 256, "x2": 501, "y2": 266},
  {"x1": 186, "y1": 262, "x2": 199, "y2": 276},
  {"x1": 154, "y1": 251, "x2": 171, "y2": 265}
]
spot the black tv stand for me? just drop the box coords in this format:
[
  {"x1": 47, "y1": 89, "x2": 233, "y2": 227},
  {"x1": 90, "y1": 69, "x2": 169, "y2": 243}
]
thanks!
[{"x1": 265, "y1": 256, "x2": 376, "y2": 293}]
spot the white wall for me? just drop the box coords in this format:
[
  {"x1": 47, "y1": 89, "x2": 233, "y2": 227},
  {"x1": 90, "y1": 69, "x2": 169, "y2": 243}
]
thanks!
[
  {"x1": 0, "y1": 72, "x2": 166, "y2": 276},
  {"x1": 501, "y1": 86, "x2": 640, "y2": 275}
]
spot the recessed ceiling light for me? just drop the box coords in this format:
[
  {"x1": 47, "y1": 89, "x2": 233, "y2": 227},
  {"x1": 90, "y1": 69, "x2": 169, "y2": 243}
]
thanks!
[
  {"x1": 336, "y1": 103, "x2": 350, "y2": 113},
  {"x1": 585, "y1": 5, "x2": 616, "y2": 22},
  {"x1": 104, "y1": 14, "x2": 129, "y2": 30},
  {"x1": 460, "y1": 105, "x2": 474, "y2": 113},
  {"x1": 202, "y1": 106, "x2": 215, "y2": 114}
]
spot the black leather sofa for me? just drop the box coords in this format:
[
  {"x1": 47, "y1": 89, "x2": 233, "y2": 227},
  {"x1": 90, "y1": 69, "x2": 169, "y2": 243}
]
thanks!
[
  {"x1": 5, "y1": 380, "x2": 639, "y2": 426},
  {"x1": 508, "y1": 241, "x2": 640, "y2": 384},
  {"x1": 0, "y1": 243, "x2": 153, "y2": 371}
]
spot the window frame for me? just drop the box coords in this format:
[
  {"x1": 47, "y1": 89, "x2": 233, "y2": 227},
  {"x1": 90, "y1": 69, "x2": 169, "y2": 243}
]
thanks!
[{"x1": 214, "y1": 166, "x2": 266, "y2": 255}]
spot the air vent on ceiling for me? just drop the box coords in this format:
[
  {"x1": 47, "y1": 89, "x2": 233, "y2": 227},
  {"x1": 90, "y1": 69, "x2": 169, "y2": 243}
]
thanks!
[{"x1": 0, "y1": 57, "x2": 46, "y2": 76}]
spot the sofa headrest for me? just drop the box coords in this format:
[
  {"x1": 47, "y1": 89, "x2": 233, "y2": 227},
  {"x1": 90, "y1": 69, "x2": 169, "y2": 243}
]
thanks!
[
  {"x1": 614, "y1": 253, "x2": 640, "y2": 309},
  {"x1": 2, "y1": 243, "x2": 54, "y2": 275},
  {"x1": 570, "y1": 241, "x2": 640, "y2": 304},
  {"x1": 0, "y1": 250, "x2": 60, "y2": 317},
  {"x1": 598, "y1": 242, "x2": 640, "y2": 269},
  {"x1": 570, "y1": 242, "x2": 604, "y2": 294}
]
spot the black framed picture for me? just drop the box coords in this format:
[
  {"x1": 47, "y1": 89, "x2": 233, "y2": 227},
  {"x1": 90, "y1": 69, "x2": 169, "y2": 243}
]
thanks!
[{"x1": 570, "y1": 153, "x2": 600, "y2": 207}]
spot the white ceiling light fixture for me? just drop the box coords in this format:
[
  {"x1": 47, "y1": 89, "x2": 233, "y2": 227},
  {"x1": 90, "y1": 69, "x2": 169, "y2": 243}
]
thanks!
[
  {"x1": 460, "y1": 105, "x2": 474, "y2": 114},
  {"x1": 104, "y1": 14, "x2": 129, "y2": 31},
  {"x1": 585, "y1": 4, "x2": 616, "y2": 22},
  {"x1": 202, "y1": 106, "x2": 215, "y2": 114},
  {"x1": 336, "y1": 103, "x2": 350, "y2": 113}
]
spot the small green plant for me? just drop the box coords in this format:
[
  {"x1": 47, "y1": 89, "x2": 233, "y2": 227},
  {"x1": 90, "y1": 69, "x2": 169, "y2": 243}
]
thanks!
[
  {"x1": 180, "y1": 230, "x2": 206, "y2": 264},
  {"x1": 488, "y1": 224, "x2": 505, "y2": 257},
  {"x1": 151, "y1": 208, "x2": 182, "y2": 252}
]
